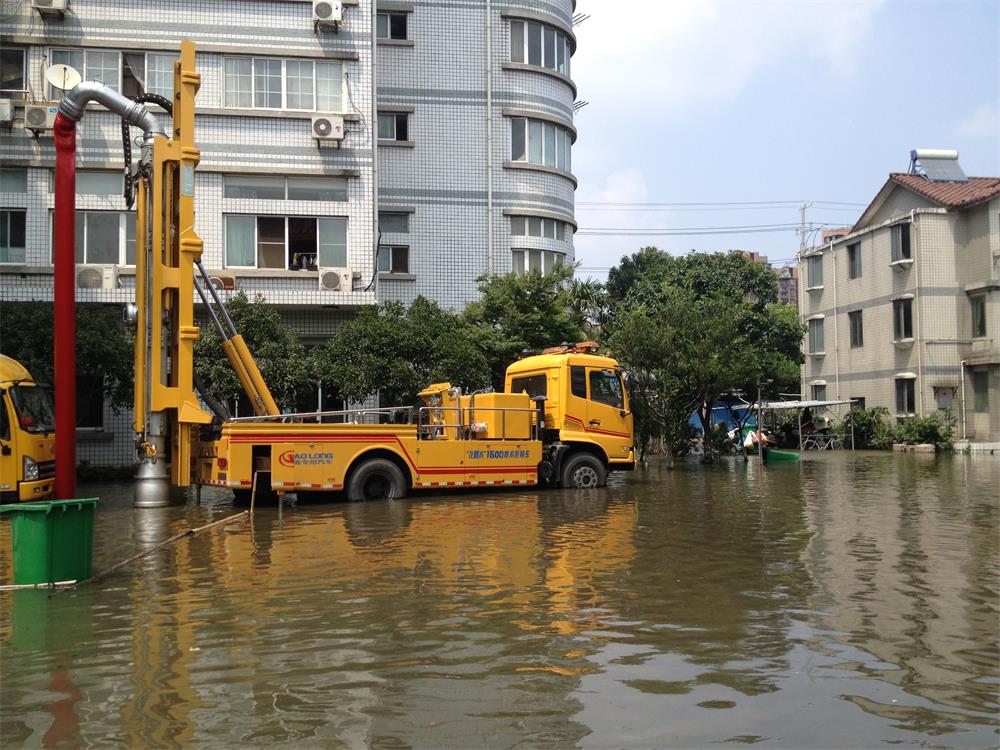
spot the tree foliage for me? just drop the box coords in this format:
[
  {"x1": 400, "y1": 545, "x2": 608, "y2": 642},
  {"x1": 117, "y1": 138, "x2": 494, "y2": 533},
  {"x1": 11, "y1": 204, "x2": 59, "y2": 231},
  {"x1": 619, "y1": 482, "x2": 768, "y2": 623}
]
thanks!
[
  {"x1": 194, "y1": 292, "x2": 313, "y2": 412},
  {"x1": 314, "y1": 296, "x2": 490, "y2": 406},
  {"x1": 602, "y1": 249, "x2": 805, "y2": 462},
  {"x1": 463, "y1": 265, "x2": 585, "y2": 387},
  {"x1": 0, "y1": 301, "x2": 133, "y2": 408}
]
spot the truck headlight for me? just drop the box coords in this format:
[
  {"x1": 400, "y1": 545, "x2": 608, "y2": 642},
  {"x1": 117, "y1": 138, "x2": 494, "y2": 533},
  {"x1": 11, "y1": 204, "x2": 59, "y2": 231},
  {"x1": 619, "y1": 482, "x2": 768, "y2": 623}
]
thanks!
[{"x1": 23, "y1": 456, "x2": 39, "y2": 481}]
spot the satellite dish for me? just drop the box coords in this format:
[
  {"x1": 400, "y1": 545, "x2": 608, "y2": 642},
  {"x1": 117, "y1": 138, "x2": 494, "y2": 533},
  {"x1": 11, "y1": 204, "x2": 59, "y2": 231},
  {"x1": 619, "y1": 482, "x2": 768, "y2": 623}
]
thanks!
[{"x1": 46, "y1": 64, "x2": 82, "y2": 92}]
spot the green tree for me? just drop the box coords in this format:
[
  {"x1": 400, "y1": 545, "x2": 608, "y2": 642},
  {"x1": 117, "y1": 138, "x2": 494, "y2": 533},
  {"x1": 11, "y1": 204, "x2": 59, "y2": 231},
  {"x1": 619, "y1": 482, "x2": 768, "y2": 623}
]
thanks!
[
  {"x1": 0, "y1": 301, "x2": 133, "y2": 408},
  {"x1": 463, "y1": 265, "x2": 585, "y2": 387},
  {"x1": 194, "y1": 292, "x2": 313, "y2": 412},
  {"x1": 314, "y1": 296, "x2": 490, "y2": 406},
  {"x1": 603, "y1": 249, "x2": 805, "y2": 462}
]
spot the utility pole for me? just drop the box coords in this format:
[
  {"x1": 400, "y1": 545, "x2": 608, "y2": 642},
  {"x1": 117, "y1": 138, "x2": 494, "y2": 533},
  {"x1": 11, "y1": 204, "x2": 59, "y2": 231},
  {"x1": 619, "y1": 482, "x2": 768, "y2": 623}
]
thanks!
[{"x1": 797, "y1": 202, "x2": 813, "y2": 254}]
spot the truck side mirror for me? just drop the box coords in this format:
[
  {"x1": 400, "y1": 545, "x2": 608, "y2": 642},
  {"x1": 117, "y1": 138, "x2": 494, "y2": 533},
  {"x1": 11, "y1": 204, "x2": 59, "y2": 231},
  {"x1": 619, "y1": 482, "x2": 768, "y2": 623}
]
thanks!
[{"x1": 1, "y1": 444, "x2": 10, "y2": 456}]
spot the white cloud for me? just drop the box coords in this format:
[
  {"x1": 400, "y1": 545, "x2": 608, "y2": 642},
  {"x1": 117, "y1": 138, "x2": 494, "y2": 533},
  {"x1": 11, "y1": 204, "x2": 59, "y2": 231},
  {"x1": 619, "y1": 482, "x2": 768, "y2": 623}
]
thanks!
[
  {"x1": 573, "y1": 0, "x2": 885, "y2": 117},
  {"x1": 957, "y1": 98, "x2": 999, "y2": 140}
]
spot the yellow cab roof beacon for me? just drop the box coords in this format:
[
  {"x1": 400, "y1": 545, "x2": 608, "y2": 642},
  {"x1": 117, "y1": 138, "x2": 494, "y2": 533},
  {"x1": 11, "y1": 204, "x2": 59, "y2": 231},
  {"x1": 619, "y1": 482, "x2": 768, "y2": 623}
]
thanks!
[
  {"x1": 77, "y1": 41, "x2": 634, "y2": 506},
  {"x1": 0, "y1": 355, "x2": 56, "y2": 502}
]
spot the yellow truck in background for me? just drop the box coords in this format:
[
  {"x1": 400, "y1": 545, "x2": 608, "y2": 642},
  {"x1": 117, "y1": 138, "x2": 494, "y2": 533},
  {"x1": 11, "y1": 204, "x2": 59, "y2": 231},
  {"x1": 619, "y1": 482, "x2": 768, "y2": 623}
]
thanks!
[
  {"x1": 196, "y1": 342, "x2": 634, "y2": 501},
  {"x1": 0, "y1": 355, "x2": 56, "y2": 502}
]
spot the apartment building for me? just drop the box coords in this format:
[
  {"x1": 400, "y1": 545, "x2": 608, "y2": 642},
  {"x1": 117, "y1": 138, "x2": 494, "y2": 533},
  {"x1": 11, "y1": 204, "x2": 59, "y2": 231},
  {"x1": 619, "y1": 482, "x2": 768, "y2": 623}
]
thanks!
[
  {"x1": 0, "y1": 0, "x2": 579, "y2": 465},
  {"x1": 800, "y1": 151, "x2": 1000, "y2": 444}
]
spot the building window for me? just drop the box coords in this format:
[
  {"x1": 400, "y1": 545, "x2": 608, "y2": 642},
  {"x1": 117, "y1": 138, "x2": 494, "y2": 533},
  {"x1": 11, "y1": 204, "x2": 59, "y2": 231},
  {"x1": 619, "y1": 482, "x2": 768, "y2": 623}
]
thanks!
[
  {"x1": 378, "y1": 212, "x2": 409, "y2": 233},
  {"x1": 49, "y1": 171, "x2": 123, "y2": 196},
  {"x1": 376, "y1": 12, "x2": 408, "y2": 40},
  {"x1": 849, "y1": 310, "x2": 863, "y2": 348},
  {"x1": 0, "y1": 48, "x2": 26, "y2": 95},
  {"x1": 510, "y1": 117, "x2": 571, "y2": 171},
  {"x1": 895, "y1": 378, "x2": 915, "y2": 415},
  {"x1": 224, "y1": 215, "x2": 347, "y2": 270},
  {"x1": 893, "y1": 298, "x2": 913, "y2": 340},
  {"x1": 971, "y1": 294, "x2": 986, "y2": 338},
  {"x1": 806, "y1": 254, "x2": 823, "y2": 287},
  {"x1": 222, "y1": 57, "x2": 344, "y2": 112},
  {"x1": 511, "y1": 215, "x2": 567, "y2": 240},
  {"x1": 48, "y1": 211, "x2": 135, "y2": 266},
  {"x1": 122, "y1": 52, "x2": 177, "y2": 99},
  {"x1": 972, "y1": 369, "x2": 989, "y2": 413},
  {"x1": 76, "y1": 373, "x2": 105, "y2": 429},
  {"x1": 847, "y1": 242, "x2": 861, "y2": 279},
  {"x1": 377, "y1": 245, "x2": 409, "y2": 274},
  {"x1": 509, "y1": 20, "x2": 571, "y2": 76},
  {"x1": 807, "y1": 318, "x2": 824, "y2": 353},
  {"x1": 0, "y1": 210, "x2": 26, "y2": 264},
  {"x1": 0, "y1": 168, "x2": 28, "y2": 193},
  {"x1": 851, "y1": 397, "x2": 866, "y2": 411},
  {"x1": 49, "y1": 49, "x2": 120, "y2": 97},
  {"x1": 223, "y1": 174, "x2": 347, "y2": 201},
  {"x1": 377, "y1": 113, "x2": 409, "y2": 142},
  {"x1": 512, "y1": 249, "x2": 563, "y2": 275},
  {"x1": 811, "y1": 384, "x2": 827, "y2": 401},
  {"x1": 891, "y1": 223, "x2": 911, "y2": 261}
]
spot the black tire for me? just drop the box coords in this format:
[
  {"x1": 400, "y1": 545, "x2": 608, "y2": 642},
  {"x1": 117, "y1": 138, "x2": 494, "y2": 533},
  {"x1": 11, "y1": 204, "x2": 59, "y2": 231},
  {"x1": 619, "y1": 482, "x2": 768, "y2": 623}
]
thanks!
[
  {"x1": 347, "y1": 458, "x2": 407, "y2": 501},
  {"x1": 560, "y1": 453, "x2": 607, "y2": 489}
]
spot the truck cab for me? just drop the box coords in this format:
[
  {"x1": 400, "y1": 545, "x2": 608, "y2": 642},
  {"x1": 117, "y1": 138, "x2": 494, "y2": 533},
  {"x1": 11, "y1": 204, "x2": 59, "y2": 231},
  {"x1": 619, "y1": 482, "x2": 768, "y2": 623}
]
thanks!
[
  {"x1": 505, "y1": 343, "x2": 634, "y2": 488},
  {"x1": 0, "y1": 355, "x2": 56, "y2": 502}
]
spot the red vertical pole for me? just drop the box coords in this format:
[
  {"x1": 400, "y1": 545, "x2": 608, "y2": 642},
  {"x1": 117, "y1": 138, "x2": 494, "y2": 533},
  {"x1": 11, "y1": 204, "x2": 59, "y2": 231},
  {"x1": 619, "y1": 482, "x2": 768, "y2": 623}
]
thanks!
[{"x1": 53, "y1": 113, "x2": 77, "y2": 500}]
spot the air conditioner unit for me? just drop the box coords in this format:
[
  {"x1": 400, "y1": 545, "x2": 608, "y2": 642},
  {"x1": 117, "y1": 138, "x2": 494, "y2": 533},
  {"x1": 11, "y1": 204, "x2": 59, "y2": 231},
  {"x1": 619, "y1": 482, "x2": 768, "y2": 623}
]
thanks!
[
  {"x1": 311, "y1": 114, "x2": 344, "y2": 142},
  {"x1": 313, "y1": 0, "x2": 343, "y2": 26},
  {"x1": 32, "y1": 0, "x2": 69, "y2": 16},
  {"x1": 23, "y1": 103, "x2": 58, "y2": 132},
  {"x1": 76, "y1": 264, "x2": 119, "y2": 290},
  {"x1": 209, "y1": 275, "x2": 236, "y2": 291},
  {"x1": 0, "y1": 100, "x2": 12, "y2": 124},
  {"x1": 319, "y1": 267, "x2": 352, "y2": 292}
]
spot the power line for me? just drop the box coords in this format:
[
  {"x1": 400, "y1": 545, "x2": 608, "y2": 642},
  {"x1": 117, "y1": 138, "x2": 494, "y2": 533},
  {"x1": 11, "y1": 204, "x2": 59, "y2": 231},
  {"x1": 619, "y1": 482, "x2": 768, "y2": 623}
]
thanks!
[
  {"x1": 576, "y1": 205, "x2": 862, "y2": 213},
  {"x1": 576, "y1": 222, "x2": 833, "y2": 237},
  {"x1": 575, "y1": 199, "x2": 866, "y2": 207}
]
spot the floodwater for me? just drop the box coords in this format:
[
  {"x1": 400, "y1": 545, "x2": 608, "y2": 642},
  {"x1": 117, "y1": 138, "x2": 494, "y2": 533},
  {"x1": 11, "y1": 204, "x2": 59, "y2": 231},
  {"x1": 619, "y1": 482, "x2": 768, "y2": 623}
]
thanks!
[{"x1": 1, "y1": 453, "x2": 998, "y2": 749}]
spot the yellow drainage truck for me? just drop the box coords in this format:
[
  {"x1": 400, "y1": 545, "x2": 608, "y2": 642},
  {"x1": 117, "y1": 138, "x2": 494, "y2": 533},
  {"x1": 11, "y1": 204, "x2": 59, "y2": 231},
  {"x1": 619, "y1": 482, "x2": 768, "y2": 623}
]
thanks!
[
  {"x1": 195, "y1": 343, "x2": 634, "y2": 501},
  {"x1": 0, "y1": 355, "x2": 56, "y2": 502}
]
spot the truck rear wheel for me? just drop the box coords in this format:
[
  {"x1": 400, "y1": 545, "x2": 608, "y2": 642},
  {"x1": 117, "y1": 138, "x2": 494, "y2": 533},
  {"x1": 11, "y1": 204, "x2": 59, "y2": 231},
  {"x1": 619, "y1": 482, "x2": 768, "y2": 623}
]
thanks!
[
  {"x1": 347, "y1": 458, "x2": 407, "y2": 501},
  {"x1": 561, "y1": 453, "x2": 607, "y2": 489}
]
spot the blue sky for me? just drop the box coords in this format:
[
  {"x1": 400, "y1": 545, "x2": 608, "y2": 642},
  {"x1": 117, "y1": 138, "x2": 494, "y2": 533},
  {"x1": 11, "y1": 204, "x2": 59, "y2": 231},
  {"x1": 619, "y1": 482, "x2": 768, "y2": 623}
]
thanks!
[{"x1": 570, "y1": 0, "x2": 1000, "y2": 279}]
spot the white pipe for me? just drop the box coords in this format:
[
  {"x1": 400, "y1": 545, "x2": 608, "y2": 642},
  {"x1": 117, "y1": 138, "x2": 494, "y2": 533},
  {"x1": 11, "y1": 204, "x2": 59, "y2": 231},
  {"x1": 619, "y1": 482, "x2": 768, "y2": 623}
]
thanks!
[
  {"x1": 485, "y1": 0, "x2": 494, "y2": 274},
  {"x1": 830, "y1": 240, "x2": 840, "y2": 402},
  {"x1": 960, "y1": 359, "x2": 967, "y2": 439},
  {"x1": 912, "y1": 209, "x2": 924, "y2": 415},
  {"x1": 59, "y1": 80, "x2": 166, "y2": 143},
  {"x1": 371, "y1": 0, "x2": 379, "y2": 292}
]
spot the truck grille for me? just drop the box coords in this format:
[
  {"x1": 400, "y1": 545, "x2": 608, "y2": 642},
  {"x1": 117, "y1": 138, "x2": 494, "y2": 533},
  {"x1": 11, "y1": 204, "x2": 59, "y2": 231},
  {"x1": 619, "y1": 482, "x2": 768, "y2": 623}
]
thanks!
[{"x1": 37, "y1": 460, "x2": 56, "y2": 480}]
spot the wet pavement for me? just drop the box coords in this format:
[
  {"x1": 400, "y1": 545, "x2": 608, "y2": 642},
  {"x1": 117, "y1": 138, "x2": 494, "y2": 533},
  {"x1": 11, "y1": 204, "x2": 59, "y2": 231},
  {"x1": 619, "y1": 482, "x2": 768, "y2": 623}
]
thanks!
[{"x1": 1, "y1": 452, "x2": 998, "y2": 748}]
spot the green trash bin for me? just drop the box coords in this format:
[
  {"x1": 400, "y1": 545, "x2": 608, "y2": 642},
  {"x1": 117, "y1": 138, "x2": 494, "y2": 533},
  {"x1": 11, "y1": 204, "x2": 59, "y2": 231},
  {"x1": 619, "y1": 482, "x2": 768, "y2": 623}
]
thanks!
[{"x1": 0, "y1": 498, "x2": 98, "y2": 585}]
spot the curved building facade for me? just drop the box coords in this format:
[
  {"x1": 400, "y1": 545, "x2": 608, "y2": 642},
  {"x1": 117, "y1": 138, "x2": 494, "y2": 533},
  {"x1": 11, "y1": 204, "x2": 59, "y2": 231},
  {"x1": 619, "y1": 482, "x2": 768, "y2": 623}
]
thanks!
[{"x1": 375, "y1": 0, "x2": 577, "y2": 308}]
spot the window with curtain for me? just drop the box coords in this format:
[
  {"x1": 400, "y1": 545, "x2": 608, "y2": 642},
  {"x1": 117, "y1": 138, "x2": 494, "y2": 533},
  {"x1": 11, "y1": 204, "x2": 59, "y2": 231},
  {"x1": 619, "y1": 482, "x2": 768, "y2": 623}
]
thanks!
[{"x1": 509, "y1": 117, "x2": 572, "y2": 171}]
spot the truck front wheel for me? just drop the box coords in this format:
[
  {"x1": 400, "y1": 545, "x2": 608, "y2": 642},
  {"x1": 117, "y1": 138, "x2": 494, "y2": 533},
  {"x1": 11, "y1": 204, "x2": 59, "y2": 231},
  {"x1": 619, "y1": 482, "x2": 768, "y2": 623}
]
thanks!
[
  {"x1": 347, "y1": 458, "x2": 407, "y2": 501},
  {"x1": 561, "y1": 453, "x2": 607, "y2": 489}
]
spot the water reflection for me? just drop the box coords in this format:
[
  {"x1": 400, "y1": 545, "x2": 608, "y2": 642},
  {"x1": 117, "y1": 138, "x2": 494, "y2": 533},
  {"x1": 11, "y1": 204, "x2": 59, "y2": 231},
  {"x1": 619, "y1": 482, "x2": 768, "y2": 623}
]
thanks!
[{"x1": 0, "y1": 455, "x2": 996, "y2": 748}]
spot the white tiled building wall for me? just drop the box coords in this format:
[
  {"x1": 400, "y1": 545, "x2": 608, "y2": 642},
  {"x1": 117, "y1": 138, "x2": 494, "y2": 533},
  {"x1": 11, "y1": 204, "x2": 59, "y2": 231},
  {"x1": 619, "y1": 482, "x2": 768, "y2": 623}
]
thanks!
[{"x1": 0, "y1": 0, "x2": 579, "y2": 466}]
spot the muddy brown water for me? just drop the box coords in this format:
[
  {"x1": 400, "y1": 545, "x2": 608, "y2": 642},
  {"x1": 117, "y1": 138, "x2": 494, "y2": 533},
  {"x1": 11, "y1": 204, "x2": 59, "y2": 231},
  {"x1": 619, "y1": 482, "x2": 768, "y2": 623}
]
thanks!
[{"x1": 1, "y1": 452, "x2": 997, "y2": 748}]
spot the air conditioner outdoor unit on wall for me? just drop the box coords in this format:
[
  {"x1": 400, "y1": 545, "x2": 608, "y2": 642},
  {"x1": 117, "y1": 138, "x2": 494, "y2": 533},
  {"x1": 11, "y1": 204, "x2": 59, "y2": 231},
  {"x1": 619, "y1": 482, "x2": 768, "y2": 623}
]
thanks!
[
  {"x1": 313, "y1": 0, "x2": 343, "y2": 26},
  {"x1": 76, "y1": 264, "x2": 119, "y2": 290},
  {"x1": 319, "y1": 267, "x2": 352, "y2": 292},
  {"x1": 0, "y1": 100, "x2": 12, "y2": 124},
  {"x1": 311, "y1": 114, "x2": 344, "y2": 142},
  {"x1": 209, "y1": 275, "x2": 236, "y2": 291},
  {"x1": 23, "y1": 103, "x2": 58, "y2": 132},
  {"x1": 32, "y1": 0, "x2": 69, "y2": 16}
]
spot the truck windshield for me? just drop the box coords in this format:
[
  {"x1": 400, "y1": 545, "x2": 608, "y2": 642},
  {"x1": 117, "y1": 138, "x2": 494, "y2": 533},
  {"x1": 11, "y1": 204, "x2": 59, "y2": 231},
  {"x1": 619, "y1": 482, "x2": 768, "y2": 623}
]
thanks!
[{"x1": 9, "y1": 386, "x2": 55, "y2": 434}]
